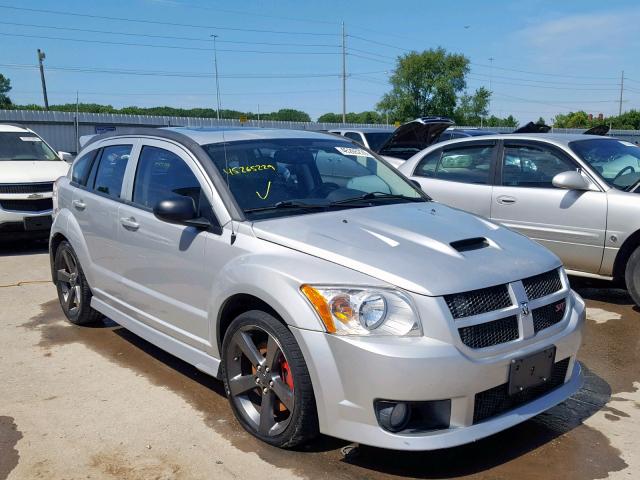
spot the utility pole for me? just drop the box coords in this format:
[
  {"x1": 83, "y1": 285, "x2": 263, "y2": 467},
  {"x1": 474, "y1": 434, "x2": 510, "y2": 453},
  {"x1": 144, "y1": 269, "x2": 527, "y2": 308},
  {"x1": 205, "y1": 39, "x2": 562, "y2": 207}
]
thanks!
[
  {"x1": 210, "y1": 34, "x2": 222, "y2": 121},
  {"x1": 619, "y1": 70, "x2": 624, "y2": 116},
  {"x1": 37, "y1": 49, "x2": 49, "y2": 110},
  {"x1": 257, "y1": 104, "x2": 260, "y2": 122},
  {"x1": 341, "y1": 21, "x2": 346, "y2": 124},
  {"x1": 75, "y1": 90, "x2": 79, "y2": 153}
]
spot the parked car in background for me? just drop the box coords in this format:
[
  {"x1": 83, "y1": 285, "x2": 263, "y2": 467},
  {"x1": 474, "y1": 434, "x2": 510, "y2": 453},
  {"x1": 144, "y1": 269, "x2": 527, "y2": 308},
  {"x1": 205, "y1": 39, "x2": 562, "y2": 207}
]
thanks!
[
  {"x1": 377, "y1": 117, "x2": 455, "y2": 167},
  {"x1": 436, "y1": 128, "x2": 496, "y2": 143},
  {"x1": 50, "y1": 126, "x2": 584, "y2": 451},
  {"x1": 328, "y1": 127, "x2": 393, "y2": 151},
  {"x1": 399, "y1": 133, "x2": 640, "y2": 306},
  {"x1": 0, "y1": 124, "x2": 72, "y2": 240}
]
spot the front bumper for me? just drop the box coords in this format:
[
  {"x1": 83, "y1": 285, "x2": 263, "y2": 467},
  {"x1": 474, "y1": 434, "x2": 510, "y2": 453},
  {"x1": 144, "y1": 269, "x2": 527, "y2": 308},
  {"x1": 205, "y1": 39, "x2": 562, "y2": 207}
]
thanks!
[
  {"x1": 291, "y1": 290, "x2": 584, "y2": 451},
  {"x1": 0, "y1": 205, "x2": 53, "y2": 238}
]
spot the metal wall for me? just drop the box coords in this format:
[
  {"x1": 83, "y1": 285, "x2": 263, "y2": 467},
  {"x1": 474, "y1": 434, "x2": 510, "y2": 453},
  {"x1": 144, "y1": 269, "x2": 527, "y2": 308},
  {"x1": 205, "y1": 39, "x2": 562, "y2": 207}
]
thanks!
[{"x1": 1, "y1": 109, "x2": 639, "y2": 153}]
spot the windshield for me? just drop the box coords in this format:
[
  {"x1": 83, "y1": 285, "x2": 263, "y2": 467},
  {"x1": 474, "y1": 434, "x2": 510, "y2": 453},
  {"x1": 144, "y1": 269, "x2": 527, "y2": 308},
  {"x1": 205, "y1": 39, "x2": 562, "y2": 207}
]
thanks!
[
  {"x1": 570, "y1": 138, "x2": 640, "y2": 191},
  {"x1": 0, "y1": 132, "x2": 59, "y2": 161},
  {"x1": 363, "y1": 132, "x2": 392, "y2": 151},
  {"x1": 202, "y1": 138, "x2": 426, "y2": 219}
]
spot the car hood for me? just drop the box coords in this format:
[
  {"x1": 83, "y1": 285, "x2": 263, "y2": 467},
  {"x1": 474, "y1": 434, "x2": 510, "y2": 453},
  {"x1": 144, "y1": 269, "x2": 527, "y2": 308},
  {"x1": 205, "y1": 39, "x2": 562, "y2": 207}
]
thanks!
[
  {"x1": 377, "y1": 117, "x2": 454, "y2": 159},
  {"x1": 0, "y1": 161, "x2": 69, "y2": 183},
  {"x1": 252, "y1": 202, "x2": 561, "y2": 296}
]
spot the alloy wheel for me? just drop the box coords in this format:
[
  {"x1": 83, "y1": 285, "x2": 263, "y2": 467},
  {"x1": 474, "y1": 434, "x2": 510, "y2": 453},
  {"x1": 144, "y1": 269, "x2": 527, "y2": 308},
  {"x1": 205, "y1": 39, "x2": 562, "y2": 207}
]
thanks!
[
  {"x1": 56, "y1": 248, "x2": 81, "y2": 315},
  {"x1": 225, "y1": 325, "x2": 295, "y2": 437}
]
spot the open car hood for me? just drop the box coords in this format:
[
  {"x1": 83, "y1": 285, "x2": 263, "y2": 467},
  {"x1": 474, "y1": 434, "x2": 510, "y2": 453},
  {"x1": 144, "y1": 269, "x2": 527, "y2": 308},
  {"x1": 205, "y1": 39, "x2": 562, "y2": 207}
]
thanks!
[
  {"x1": 377, "y1": 117, "x2": 454, "y2": 160},
  {"x1": 583, "y1": 125, "x2": 610, "y2": 136},
  {"x1": 512, "y1": 121, "x2": 552, "y2": 134}
]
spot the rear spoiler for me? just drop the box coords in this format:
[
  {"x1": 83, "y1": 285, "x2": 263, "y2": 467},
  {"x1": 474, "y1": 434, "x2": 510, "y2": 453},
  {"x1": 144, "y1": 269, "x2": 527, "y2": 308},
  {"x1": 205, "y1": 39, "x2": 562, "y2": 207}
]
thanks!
[{"x1": 583, "y1": 125, "x2": 610, "y2": 136}]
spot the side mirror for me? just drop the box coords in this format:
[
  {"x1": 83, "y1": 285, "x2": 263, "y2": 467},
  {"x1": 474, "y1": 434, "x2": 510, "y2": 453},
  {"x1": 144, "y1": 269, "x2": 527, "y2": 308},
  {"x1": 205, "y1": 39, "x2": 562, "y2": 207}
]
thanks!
[
  {"x1": 552, "y1": 171, "x2": 590, "y2": 191},
  {"x1": 410, "y1": 179, "x2": 423, "y2": 191},
  {"x1": 58, "y1": 151, "x2": 74, "y2": 163},
  {"x1": 153, "y1": 197, "x2": 211, "y2": 229}
]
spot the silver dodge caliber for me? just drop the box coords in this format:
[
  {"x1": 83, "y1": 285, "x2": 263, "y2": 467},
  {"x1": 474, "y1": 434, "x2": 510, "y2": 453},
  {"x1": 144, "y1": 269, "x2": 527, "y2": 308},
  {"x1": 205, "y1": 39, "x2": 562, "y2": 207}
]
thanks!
[{"x1": 50, "y1": 127, "x2": 584, "y2": 451}]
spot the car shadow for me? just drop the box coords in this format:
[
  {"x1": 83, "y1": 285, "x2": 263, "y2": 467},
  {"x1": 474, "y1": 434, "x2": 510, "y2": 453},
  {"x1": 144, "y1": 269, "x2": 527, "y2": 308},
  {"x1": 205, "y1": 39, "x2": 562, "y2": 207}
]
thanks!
[
  {"x1": 338, "y1": 366, "x2": 610, "y2": 478},
  {"x1": 0, "y1": 239, "x2": 49, "y2": 257},
  {"x1": 568, "y1": 275, "x2": 636, "y2": 308},
  {"x1": 79, "y1": 314, "x2": 611, "y2": 474}
]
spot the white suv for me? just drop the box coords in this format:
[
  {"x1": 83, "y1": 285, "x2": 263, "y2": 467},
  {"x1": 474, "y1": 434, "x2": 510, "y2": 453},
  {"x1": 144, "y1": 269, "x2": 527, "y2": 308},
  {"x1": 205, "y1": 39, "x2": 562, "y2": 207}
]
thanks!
[{"x1": 0, "y1": 124, "x2": 71, "y2": 239}]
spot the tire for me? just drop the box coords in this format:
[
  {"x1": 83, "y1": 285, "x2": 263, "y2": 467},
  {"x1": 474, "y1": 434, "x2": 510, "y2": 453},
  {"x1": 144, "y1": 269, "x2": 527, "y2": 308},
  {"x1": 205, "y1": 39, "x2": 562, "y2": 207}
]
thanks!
[
  {"x1": 625, "y1": 246, "x2": 640, "y2": 307},
  {"x1": 221, "y1": 310, "x2": 319, "y2": 448},
  {"x1": 53, "y1": 241, "x2": 104, "y2": 325}
]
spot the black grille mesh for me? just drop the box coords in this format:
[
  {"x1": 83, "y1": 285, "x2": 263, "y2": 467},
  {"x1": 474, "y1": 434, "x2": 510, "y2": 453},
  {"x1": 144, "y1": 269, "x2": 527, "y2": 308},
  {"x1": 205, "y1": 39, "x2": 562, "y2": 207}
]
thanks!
[
  {"x1": 0, "y1": 199, "x2": 53, "y2": 212},
  {"x1": 458, "y1": 315, "x2": 519, "y2": 349},
  {"x1": 533, "y1": 300, "x2": 567, "y2": 333},
  {"x1": 445, "y1": 284, "x2": 512, "y2": 319},
  {"x1": 522, "y1": 269, "x2": 562, "y2": 300},
  {"x1": 0, "y1": 182, "x2": 53, "y2": 194},
  {"x1": 473, "y1": 358, "x2": 570, "y2": 424}
]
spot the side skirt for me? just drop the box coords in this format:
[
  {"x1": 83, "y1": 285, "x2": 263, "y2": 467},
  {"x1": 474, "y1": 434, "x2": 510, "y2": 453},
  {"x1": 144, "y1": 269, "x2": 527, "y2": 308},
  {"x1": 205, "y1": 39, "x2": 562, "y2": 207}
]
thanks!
[{"x1": 91, "y1": 297, "x2": 221, "y2": 379}]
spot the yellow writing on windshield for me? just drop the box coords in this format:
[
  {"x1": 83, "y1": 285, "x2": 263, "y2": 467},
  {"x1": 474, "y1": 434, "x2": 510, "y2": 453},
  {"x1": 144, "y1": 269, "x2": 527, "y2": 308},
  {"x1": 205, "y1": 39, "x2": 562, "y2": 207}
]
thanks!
[{"x1": 223, "y1": 164, "x2": 276, "y2": 175}]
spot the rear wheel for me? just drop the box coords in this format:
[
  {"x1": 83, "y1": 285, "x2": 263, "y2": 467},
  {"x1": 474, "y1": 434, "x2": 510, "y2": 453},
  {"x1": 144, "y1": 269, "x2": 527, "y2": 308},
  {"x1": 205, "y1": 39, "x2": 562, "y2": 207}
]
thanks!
[
  {"x1": 625, "y1": 246, "x2": 640, "y2": 307},
  {"x1": 54, "y1": 241, "x2": 103, "y2": 325},
  {"x1": 221, "y1": 310, "x2": 318, "y2": 448}
]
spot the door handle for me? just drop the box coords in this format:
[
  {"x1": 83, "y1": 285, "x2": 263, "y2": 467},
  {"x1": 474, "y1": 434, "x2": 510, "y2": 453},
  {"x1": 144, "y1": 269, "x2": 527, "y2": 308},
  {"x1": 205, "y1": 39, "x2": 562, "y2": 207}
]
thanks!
[
  {"x1": 120, "y1": 216, "x2": 140, "y2": 231},
  {"x1": 497, "y1": 195, "x2": 517, "y2": 205},
  {"x1": 72, "y1": 199, "x2": 86, "y2": 211}
]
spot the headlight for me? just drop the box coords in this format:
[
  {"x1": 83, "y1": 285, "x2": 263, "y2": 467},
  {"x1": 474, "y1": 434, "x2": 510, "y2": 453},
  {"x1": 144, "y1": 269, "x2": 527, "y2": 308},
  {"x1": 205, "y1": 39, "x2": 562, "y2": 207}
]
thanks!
[{"x1": 300, "y1": 285, "x2": 420, "y2": 336}]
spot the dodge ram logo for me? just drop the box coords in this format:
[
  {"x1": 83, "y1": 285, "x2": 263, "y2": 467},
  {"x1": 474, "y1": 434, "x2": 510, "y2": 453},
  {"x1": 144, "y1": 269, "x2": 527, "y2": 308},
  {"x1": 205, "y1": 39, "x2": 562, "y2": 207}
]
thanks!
[{"x1": 520, "y1": 301, "x2": 530, "y2": 316}]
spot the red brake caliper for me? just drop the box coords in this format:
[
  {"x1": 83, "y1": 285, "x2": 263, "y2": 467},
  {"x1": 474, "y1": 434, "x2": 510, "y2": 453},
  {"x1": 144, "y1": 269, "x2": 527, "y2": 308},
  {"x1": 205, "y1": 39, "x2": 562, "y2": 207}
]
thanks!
[{"x1": 281, "y1": 358, "x2": 294, "y2": 390}]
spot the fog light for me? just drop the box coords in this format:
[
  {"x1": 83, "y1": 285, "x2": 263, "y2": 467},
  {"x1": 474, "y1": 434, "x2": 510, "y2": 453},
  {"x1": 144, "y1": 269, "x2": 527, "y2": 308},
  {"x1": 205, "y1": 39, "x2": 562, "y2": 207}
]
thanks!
[{"x1": 376, "y1": 401, "x2": 410, "y2": 433}]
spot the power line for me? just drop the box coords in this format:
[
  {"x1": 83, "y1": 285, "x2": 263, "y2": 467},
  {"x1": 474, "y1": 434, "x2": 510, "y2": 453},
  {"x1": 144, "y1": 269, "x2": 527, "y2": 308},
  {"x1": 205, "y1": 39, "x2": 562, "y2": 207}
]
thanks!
[
  {"x1": 0, "y1": 32, "x2": 338, "y2": 54},
  {"x1": 0, "y1": 62, "x2": 386, "y2": 79},
  {"x1": 0, "y1": 4, "x2": 337, "y2": 36},
  {"x1": 0, "y1": 21, "x2": 340, "y2": 47},
  {"x1": 467, "y1": 75, "x2": 619, "y2": 91}
]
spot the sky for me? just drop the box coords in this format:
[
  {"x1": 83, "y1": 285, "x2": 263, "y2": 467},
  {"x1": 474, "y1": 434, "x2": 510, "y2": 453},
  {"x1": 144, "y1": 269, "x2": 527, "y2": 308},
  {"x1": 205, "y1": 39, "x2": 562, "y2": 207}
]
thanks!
[{"x1": 1, "y1": 0, "x2": 640, "y2": 123}]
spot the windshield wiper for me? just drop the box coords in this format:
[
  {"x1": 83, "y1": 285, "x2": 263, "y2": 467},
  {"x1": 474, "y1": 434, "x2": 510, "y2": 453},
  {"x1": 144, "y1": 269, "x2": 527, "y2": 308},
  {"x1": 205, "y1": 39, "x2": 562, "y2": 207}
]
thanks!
[
  {"x1": 244, "y1": 200, "x2": 329, "y2": 213},
  {"x1": 329, "y1": 192, "x2": 427, "y2": 206}
]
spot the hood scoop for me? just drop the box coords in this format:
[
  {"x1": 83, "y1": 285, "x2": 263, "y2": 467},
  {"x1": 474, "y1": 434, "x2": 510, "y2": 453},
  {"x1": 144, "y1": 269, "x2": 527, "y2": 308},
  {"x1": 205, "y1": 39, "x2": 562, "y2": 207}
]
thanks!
[{"x1": 450, "y1": 237, "x2": 489, "y2": 253}]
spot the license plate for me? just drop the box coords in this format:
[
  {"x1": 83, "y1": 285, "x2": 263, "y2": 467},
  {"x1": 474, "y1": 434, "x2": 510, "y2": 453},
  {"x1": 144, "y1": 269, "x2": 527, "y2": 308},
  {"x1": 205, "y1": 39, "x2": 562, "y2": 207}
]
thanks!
[
  {"x1": 23, "y1": 215, "x2": 52, "y2": 231},
  {"x1": 508, "y1": 346, "x2": 556, "y2": 395}
]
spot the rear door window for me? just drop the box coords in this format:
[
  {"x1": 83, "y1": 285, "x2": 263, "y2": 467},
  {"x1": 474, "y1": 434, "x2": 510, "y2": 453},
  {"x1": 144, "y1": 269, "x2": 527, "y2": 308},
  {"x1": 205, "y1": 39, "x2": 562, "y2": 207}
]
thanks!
[
  {"x1": 416, "y1": 145, "x2": 494, "y2": 184},
  {"x1": 92, "y1": 145, "x2": 132, "y2": 199},
  {"x1": 71, "y1": 150, "x2": 98, "y2": 186},
  {"x1": 344, "y1": 132, "x2": 364, "y2": 145}
]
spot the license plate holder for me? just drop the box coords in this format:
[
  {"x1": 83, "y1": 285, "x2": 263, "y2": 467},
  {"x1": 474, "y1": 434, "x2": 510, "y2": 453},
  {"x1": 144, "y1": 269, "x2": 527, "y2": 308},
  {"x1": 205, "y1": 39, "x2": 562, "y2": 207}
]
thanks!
[
  {"x1": 23, "y1": 215, "x2": 52, "y2": 231},
  {"x1": 508, "y1": 346, "x2": 556, "y2": 396}
]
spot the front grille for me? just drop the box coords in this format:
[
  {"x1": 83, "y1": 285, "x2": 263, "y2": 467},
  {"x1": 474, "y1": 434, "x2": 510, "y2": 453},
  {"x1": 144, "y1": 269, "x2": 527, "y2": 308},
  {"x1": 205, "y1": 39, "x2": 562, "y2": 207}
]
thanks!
[
  {"x1": 522, "y1": 269, "x2": 562, "y2": 300},
  {"x1": 445, "y1": 284, "x2": 512, "y2": 319},
  {"x1": 458, "y1": 315, "x2": 519, "y2": 349},
  {"x1": 533, "y1": 300, "x2": 567, "y2": 333},
  {"x1": 473, "y1": 357, "x2": 570, "y2": 424},
  {"x1": 0, "y1": 182, "x2": 53, "y2": 194},
  {"x1": 0, "y1": 199, "x2": 53, "y2": 212}
]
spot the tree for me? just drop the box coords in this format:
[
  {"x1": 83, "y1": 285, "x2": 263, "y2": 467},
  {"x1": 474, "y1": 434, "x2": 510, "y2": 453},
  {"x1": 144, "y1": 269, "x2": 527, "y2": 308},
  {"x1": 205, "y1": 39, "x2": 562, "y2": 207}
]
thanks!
[
  {"x1": 485, "y1": 115, "x2": 519, "y2": 128},
  {"x1": 453, "y1": 87, "x2": 491, "y2": 125},
  {"x1": 317, "y1": 111, "x2": 384, "y2": 123},
  {"x1": 377, "y1": 47, "x2": 469, "y2": 121},
  {"x1": 535, "y1": 116, "x2": 547, "y2": 125},
  {"x1": 0, "y1": 73, "x2": 12, "y2": 107}
]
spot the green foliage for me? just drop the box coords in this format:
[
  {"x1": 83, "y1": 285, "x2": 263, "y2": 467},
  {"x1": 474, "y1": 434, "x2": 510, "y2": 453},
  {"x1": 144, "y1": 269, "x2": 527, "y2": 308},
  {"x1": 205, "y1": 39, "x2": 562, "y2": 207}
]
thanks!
[
  {"x1": 453, "y1": 87, "x2": 491, "y2": 125},
  {"x1": 0, "y1": 73, "x2": 12, "y2": 107},
  {"x1": 317, "y1": 111, "x2": 384, "y2": 123},
  {"x1": 484, "y1": 115, "x2": 519, "y2": 128},
  {"x1": 5, "y1": 103, "x2": 312, "y2": 122},
  {"x1": 377, "y1": 47, "x2": 469, "y2": 121}
]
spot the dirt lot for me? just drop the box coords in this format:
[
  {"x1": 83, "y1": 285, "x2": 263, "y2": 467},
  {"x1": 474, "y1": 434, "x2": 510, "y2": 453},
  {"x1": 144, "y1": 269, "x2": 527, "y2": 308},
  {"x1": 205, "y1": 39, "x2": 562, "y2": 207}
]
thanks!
[{"x1": 1, "y1": 242, "x2": 638, "y2": 480}]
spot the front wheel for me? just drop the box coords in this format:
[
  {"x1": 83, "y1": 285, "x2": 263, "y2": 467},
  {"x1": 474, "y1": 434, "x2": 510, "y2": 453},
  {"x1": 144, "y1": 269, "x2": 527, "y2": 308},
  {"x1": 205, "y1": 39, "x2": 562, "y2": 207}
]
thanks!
[
  {"x1": 221, "y1": 310, "x2": 318, "y2": 448},
  {"x1": 625, "y1": 246, "x2": 640, "y2": 307}
]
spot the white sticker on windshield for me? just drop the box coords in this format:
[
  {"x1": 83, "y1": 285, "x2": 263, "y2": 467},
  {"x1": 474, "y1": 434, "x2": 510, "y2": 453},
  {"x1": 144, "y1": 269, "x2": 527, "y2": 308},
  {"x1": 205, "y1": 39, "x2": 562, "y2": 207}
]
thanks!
[
  {"x1": 19, "y1": 136, "x2": 42, "y2": 142},
  {"x1": 619, "y1": 140, "x2": 637, "y2": 147},
  {"x1": 335, "y1": 146, "x2": 374, "y2": 158}
]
